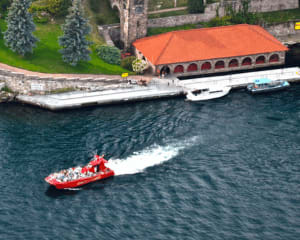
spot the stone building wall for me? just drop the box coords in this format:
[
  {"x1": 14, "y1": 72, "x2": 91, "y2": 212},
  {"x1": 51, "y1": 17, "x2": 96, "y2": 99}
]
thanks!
[
  {"x1": 137, "y1": 51, "x2": 286, "y2": 77},
  {"x1": 111, "y1": 0, "x2": 149, "y2": 50}
]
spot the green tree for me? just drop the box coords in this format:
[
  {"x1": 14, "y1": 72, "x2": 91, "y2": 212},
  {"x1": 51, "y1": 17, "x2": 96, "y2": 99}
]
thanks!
[
  {"x1": 0, "y1": 0, "x2": 11, "y2": 14},
  {"x1": 59, "y1": 0, "x2": 91, "y2": 66},
  {"x1": 4, "y1": 0, "x2": 38, "y2": 56},
  {"x1": 188, "y1": 0, "x2": 205, "y2": 14}
]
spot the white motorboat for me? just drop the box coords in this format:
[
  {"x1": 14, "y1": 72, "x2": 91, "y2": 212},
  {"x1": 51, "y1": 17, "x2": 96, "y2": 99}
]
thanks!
[{"x1": 185, "y1": 86, "x2": 231, "y2": 101}]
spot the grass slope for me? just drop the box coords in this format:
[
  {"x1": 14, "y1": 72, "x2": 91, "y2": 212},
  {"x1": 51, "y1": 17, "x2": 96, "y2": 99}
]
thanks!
[
  {"x1": 147, "y1": 24, "x2": 196, "y2": 36},
  {"x1": 0, "y1": 20, "x2": 127, "y2": 75}
]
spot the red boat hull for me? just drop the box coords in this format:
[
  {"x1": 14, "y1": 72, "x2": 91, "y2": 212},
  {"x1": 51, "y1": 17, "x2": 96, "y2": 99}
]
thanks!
[{"x1": 45, "y1": 168, "x2": 114, "y2": 189}]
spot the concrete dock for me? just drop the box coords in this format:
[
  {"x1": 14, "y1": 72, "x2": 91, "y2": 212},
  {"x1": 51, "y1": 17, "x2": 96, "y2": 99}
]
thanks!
[
  {"x1": 178, "y1": 67, "x2": 300, "y2": 90},
  {"x1": 17, "y1": 67, "x2": 300, "y2": 110}
]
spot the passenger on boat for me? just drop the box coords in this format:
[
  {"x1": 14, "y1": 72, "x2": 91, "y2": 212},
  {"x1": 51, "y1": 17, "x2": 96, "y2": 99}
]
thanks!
[{"x1": 99, "y1": 159, "x2": 107, "y2": 172}]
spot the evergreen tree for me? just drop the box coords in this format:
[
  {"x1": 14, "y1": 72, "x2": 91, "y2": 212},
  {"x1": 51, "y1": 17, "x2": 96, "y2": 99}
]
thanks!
[
  {"x1": 188, "y1": 0, "x2": 205, "y2": 14},
  {"x1": 4, "y1": 0, "x2": 38, "y2": 56},
  {"x1": 59, "y1": 0, "x2": 91, "y2": 66}
]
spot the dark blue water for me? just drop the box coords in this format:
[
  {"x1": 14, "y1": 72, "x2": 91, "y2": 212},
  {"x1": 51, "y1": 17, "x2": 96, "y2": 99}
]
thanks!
[{"x1": 1, "y1": 86, "x2": 300, "y2": 240}]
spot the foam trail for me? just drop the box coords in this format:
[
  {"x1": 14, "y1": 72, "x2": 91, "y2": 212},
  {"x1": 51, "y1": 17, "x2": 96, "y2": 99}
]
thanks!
[
  {"x1": 65, "y1": 188, "x2": 82, "y2": 191},
  {"x1": 106, "y1": 137, "x2": 198, "y2": 176}
]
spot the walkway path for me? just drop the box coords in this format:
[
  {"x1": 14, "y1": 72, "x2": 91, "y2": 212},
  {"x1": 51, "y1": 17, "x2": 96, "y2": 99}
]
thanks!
[
  {"x1": 178, "y1": 67, "x2": 300, "y2": 91},
  {"x1": 148, "y1": 7, "x2": 187, "y2": 15},
  {"x1": 0, "y1": 62, "x2": 152, "y2": 83}
]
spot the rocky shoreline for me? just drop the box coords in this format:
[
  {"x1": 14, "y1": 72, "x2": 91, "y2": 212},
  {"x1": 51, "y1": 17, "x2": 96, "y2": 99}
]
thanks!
[{"x1": 0, "y1": 91, "x2": 16, "y2": 103}]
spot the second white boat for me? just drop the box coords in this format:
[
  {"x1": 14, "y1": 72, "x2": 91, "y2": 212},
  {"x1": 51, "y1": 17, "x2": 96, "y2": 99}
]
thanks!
[{"x1": 185, "y1": 86, "x2": 231, "y2": 101}]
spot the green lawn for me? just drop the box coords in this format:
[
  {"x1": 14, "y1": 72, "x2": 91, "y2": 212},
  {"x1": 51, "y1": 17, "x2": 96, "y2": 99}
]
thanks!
[
  {"x1": 258, "y1": 8, "x2": 300, "y2": 24},
  {"x1": 0, "y1": 20, "x2": 128, "y2": 75}
]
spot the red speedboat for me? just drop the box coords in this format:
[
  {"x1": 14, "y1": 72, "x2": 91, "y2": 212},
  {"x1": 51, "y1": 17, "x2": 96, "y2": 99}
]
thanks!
[{"x1": 45, "y1": 155, "x2": 114, "y2": 189}]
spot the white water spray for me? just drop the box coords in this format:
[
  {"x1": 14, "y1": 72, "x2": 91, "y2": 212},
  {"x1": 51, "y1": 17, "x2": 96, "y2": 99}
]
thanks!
[{"x1": 106, "y1": 137, "x2": 198, "y2": 176}]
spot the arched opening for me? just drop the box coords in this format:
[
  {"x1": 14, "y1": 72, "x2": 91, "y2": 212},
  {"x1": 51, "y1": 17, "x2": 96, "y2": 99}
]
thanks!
[
  {"x1": 269, "y1": 54, "x2": 279, "y2": 63},
  {"x1": 187, "y1": 63, "x2": 198, "y2": 72},
  {"x1": 242, "y1": 57, "x2": 252, "y2": 66},
  {"x1": 201, "y1": 62, "x2": 211, "y2": 70},
  {"x1": 229, "y1": 59, "x2": 239, "y2": 68},
  {"x1": 160, "y1": 65, "x2": 170, "y2": 77},
  {"x1": 256, "y1": 56, "x2": 266, "y2": 64},
  {"x1": 215, "y1": 60, "x2": 225, "y2": 69},
  {"x1": 109, "y1": 4, "x2": 122, "y2": 48},
  {"x1": 111, "y1": 5, "x2": 121, "y2": 22},
  {"x1": 174, "y1": 65, "x2": 184, "y2": 73}
]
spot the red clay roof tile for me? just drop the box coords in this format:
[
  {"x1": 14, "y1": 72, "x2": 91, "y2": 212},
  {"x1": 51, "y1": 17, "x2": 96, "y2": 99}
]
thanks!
[{"x1": 133, "y1": 24, "x2": 288, "y2": 65}]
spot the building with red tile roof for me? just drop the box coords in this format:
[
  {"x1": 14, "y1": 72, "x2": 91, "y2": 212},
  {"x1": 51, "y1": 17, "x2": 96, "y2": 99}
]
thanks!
[{"x1": 132, "y1": 24, "x2": 288, "y2": 77}]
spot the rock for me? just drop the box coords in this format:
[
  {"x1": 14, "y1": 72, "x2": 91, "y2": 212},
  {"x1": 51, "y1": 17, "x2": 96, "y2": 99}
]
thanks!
[
  {"x1": 0, "y1": 91, "x2": 16, "y2": 103},
  {"x1": 0, "y1": 82, "x2": 4, "y2": 90}
]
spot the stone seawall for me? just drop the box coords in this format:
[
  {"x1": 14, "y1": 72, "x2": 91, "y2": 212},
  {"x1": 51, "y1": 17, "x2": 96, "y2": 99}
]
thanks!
[{"x1": 0, "y1": 66, "x2": 128, "y2": 95}]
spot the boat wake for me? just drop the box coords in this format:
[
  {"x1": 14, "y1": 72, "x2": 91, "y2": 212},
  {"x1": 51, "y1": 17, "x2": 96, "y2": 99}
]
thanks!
[
  {"x1": 106, "y1": 137, "x2": 198, "y2": 176},
  {"x1": 65, "y1": 188, "x2": 82, "y2": 191}
]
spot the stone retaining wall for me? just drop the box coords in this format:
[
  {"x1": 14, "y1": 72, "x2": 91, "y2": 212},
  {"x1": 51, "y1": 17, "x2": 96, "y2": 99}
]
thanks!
[
  {"x1": 264, "y1": 20, "x2": 300, "y2": 38},
  {"x1": 0, "y1": 68, "x2": 128, "y2": 95},
  {"x1": 148, "y1": 3, "x2": 218, "y2": 28},
  {"x1": 0, "y1": 82, "x2": 4, "y2": 90},
  {"x1": 248, "y1": 0, "x2": 298, "y2": 13},
  {"x1": 147, "y1": 0, "x2": 299, "y2": 28}
]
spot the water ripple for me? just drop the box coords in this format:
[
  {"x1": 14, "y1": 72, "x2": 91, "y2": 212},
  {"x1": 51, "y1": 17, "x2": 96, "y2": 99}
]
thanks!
[{"x1": 0, "y1": 85, "x2": 300, "y2": 239}]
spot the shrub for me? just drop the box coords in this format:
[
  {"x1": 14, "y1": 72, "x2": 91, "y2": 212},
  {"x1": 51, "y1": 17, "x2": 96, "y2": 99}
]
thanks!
[
  {"x1": 188, "y1": 0, "x2": 205, "y2": 14},
  {"x1": 121, "y1": 56, "x2": 136, "y2": 71},
  {"x1": 97, "y1": 45, "x2": 121, "y2": 65},
  {"x1": 33, "y1": 11, "x2": 50, "y2": 24},
  {"x1": 29, "y1": 0, "x2": 71, "y2": 17},
  {"x1": 89, "y1": 0, "x2": 100, "y2": 13},
  {"x1": 1, "y1": 86, "x2": 13, "y2": 93},
  {"x1": 206, "y1": 16, "x2": 232, "y2": 27},
  {"x1": 95, "y1": 15, "x2": 105, "y2": 25},
  {"x1": 47, "y1": 0, "x2": 71, "y2": 17},
  {"x1": 132, "y1": 59, "x2": 147, "y2": 74}
]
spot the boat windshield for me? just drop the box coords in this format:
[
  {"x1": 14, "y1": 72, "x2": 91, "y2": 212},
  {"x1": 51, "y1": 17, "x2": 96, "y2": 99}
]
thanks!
[
  {"x1": 192, "y1": 89, "x2": 209, "y2": 95},
  {"x1": 254, "y1": 78, "x2": 271, "y2": 85},
  {"x1": 209, "y1": 90, "x2": 222, "y2": 94}
]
